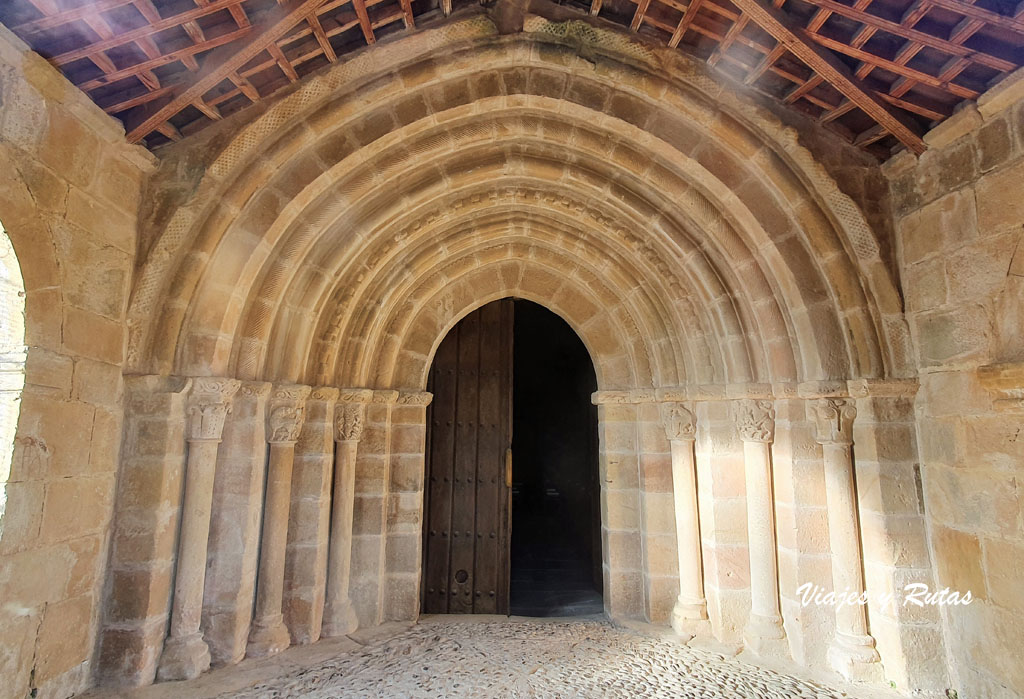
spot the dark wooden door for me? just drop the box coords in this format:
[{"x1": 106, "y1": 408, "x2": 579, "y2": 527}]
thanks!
[{"x1": 422, "y1": 299, "x2": 514, "y2": 614}]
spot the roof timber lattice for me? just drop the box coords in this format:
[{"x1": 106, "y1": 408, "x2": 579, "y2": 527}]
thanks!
[{"x1": 2, "y1": 0, "x2": 1022, "y2": 156}]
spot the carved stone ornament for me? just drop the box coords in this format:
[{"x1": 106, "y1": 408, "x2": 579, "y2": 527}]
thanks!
[
  {"x1": 309, "y1": 386, "x2": 340, "y2": 402},
  {"x1": 335, "y1": 402, "x2": 367, "y2": 442},
  {"x1": 661, "y1": 402, "x2": 696, "y2": 442},
  {"x1": 736, "y1": 399, "x2": 776, "y2": 443},
  {"x1": 267, "y1": 384, "x2": 313, "y2": 444},
  {"x1": 812, "y1": 398, "x2": 856, "y2": 446},
  {"x1": 186, "y1": 377, "x2": 241, "y2": 442},
  {"x1": 397, "y1": 391, "x2": 433, "y2": 406}
]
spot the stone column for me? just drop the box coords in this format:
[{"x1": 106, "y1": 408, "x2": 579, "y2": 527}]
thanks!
[
  {"x1": 158, "y1": 377, "x2": 240, "y2": 681},
  {"x1": 812, "y1": 397, "x2": 882, "y2": 680},
  {"x1": 247, "y1": 384, "x2": 311, "y2": 658},
  {"x1": 322, "y1": 389, "x2": 372, "y2": 637},
  {"x1": 662, "y1": 402, "x2": 708, "y2": 635},
  {"x1": 737, "y1": 398, "x2": 786, "y2": 655}
]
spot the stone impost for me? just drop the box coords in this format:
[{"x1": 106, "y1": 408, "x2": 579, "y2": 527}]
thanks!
[
  {"x1": 322, "y1": 389, "x2": 373, "y2": 637},
  {"x1": 248, "y1": 384, "x2": 312, "y2": 658},
  {"x1": 661, "y1": 402, "x2": 708, "y2": 635},
  {"x1": 158, "y1": 377, "x2": 241, "y2": 681},
  {"x1": 736, "y1": 399, "x2": 787, "y2": 656},
  {"x1": 812, "y1": 398, "x2": 883, "y2": 681}
]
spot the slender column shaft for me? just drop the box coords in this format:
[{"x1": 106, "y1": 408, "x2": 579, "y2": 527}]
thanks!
[
  {"x1": 158, "y1": 377, "x2": 240, "y2": 682},
  {"x1": 169, "y1": 440, "x2": 220, "y2": 640},
  {"x1": 813, "y1": 398, "x2": 881, "y2": 679},
  {"x1": 737, "y1": 399, "x2": 785, "y2": 654},
  {"x1": 248, "y1": 444, "x2": 297, "y2": 653},
  {"x1": 662, "y1": 402, "x2": 707, "y2": 634},
  {"x1": 671, "y1": 439, "x2": 706, "y2": 614},
  {"x1": 322, "y1": 393, "x2": 370, "y2": 637},
  {"x1": 249, "y1": 385, "x2": 311, "y2": 657},
  {"x1": 743, "y1": 440, "x2": 782, "y2": 623}
]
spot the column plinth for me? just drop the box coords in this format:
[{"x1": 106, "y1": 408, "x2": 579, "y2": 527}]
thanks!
[
  {"x1": 322, "y1": 391, "x2": 371, "y2": 637},
  {"x1": 662, "y1": 403, "x2": 709, "y2": 638},
  {"x1": 813, "y1": 398, "x2": 883, "y2": 682},
  {"x1": 248, "y1": 385, "x2": 311, "y2": 658},
  {"x1": 736, "y1": 399, "x2": 787, "y2": 658},
  {"x1": 158, "y1": 378, "x2": 240, "y2": 682}
]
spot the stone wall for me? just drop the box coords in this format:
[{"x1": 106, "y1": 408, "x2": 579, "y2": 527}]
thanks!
[
  {"x1": 885, "y1": 70, "x2": 1024, "y2": 698},
  {"x1": 0, "y1": 24, "x2": 153, "y2": 699}
]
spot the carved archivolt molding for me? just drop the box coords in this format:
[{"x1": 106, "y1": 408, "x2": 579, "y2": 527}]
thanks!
[
  {"x1": 267, "y1": 384, "x2": 313, "y2": 444},
  {"x1": 736, "y1": 399, "x2": 775, "y2": 443},
  {"x1": 662, "y1": 402, "x2": 697, "y2": 442},
  {"x1": 812, "y1": 398, "x2": 857, "y2": 446},
  {"x1": 186, "y1": 377, "x2": 241, "y2": 442}
]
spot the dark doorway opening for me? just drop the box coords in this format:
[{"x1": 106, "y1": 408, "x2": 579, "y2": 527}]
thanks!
[
  {"x1": 420, "y1": 298, "x2": 602, "y2": 617},
  {"x1": 509, "y1": 300, "x2": 603, "y2": 616}
]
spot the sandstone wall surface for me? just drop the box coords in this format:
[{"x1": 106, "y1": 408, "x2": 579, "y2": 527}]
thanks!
[
  {"x1": 0, "y1": 24, "x2": 153, "y2": 699},
  {"x1": 886, "y1": 72, "x2": 1024, "y2": 698}
]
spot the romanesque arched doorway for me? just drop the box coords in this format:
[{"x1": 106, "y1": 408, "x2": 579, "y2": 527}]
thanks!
[{"x1": 420, "y1": 298, "x2": 601, "y2": 616}]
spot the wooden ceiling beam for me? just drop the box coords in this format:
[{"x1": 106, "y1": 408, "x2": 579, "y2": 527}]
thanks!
[
  {"x1": 928, "y1": 0, "x2": 1024, "y2": 32},
  {"x1": 354, "y1": 0, "x2": 376, "y2": 43},
  {"x1": 669, "y1": 0, "x2": 706, "y2": 48},
  {"x1": 710, "y1": 0, "x2": 784, "y2": 66},
  {"x1": 310, "y1": 14, "x2": 339, "y2": 59},
  {"x1": 798, "y1": 0, "x2": 1014, "y2": 71},
  {"x1": 631, "y1": 0, "x2": 653, "y2": 31},
  {"x1": 127, "y1": 0, "x2": 328, "y2": 143},
  {"x1": 268, "y1": 43, "x2": 300, "y2": 80},
  {"x1": 15, "y1": 0, "x2": 136, "y2": 34},
  {"x1": 810, "y1": 30, "x2": 980, "y2": 98},
  {"x1": 77, "y1": 27, "x2": 251, "y2": 92},
  {"x1": 729, "y1": 0, "x2": 926, "y2": 153},
  {"x1": 50, "y1": 0, "x2": 254, "y2": 66},
  {"x1": 399, "y1": 0, "x2": 416, "y2": 29},
  {"x1": 100, "y1": 84, "x2": 176, "y2": 113},
  {"x1": 745, "y1": 44, "x2": 786, "y2": 83}
]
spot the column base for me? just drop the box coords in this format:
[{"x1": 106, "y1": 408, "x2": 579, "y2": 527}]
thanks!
[
  {"x1": 742, "y1": 613, "x2": 788, "y2": 658},
  {"x1": 321, "y1": 599, "x2": 359, "y2": 638},
  {"x1": 828, "y1": 632, "x2": 883, "y2": 682},
  {"x1": 671, "y1": 596, "x2": 710, "y2": 639},
  {"x1": 247, "y1": 615, "x2": 291, "y2": 659},
  {"x1": 156, "y1": 632, "x2": 211, "y2": 682}
]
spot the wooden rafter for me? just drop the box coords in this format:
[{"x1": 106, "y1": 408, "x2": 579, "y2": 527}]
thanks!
[
  {"x1": 799, "y1": 0, "x2": 1014, "y2": 72},
  {"x1": 125, "y1": 0, "x2": 330, "y2": 142},
  {"x1": 727, "y1": 0, "x2": 926, "y2": 153},
  {"x1": 669, "y1": 0, "x2": 706, "y2": 48},
  {"x1": 354, "y1": 0, "x2": 376, "y2": 43},
  {"x1": 7, "y1": 0, "x2": 1023, "y2": 154}
]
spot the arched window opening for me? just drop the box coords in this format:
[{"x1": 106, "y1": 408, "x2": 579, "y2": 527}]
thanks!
[{"x1": 0, "y1": 222, "x2": 27, "y2": 528}]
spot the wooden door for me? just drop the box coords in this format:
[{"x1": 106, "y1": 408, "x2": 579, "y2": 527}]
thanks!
[{"x1": 421, "y1": 299, "x2": 513, "y2": 614}]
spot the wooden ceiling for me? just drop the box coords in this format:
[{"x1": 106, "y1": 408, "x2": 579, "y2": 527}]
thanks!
[{"x1": 2, "y1": 0, "x2": 1022, "y2": 157}]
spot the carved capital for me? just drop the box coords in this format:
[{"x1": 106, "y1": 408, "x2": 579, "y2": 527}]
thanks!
[
  {"x1": 334, "y1": 402, "x2": 367, "y2": 442},
  {"x1": 186, "y1": 377, "x2": 241, "y2": 442},
  {"x1": 812, "y1": 398, "x2": 857, "y2": 446},
  {"x1": 267, "y1": 384, "x2": 312, "y2": 444},
  {"x1": 661, "y1": 402, "x2": 696, "y2": 442},
  {"x1": 736, "y1": 399, "x2": 775, "y2": 443}
]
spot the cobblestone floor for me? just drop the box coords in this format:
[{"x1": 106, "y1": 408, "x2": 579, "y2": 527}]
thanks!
[{"x1": 214, "y1": 618, "x2": 863, "y2": 699}]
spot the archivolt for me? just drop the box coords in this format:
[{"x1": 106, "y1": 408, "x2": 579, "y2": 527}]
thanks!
[{"x1": 127, "y1": 15, "x2": 910, "y2": 390}]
